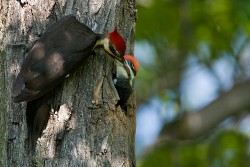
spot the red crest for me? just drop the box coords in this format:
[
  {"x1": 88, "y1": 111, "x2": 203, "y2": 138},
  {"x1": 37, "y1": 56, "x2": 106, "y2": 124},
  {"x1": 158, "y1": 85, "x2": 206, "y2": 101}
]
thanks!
[
  {"x1": 107, "y1": 28, "x2": 126, "y2": 56},
  {"x1": 124, "y1": 55, "x2": 139, "y2": 73}
]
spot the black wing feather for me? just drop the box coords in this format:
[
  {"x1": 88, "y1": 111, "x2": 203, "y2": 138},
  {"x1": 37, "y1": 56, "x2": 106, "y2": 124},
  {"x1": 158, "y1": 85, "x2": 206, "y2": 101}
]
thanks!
[{"x1": 13, "y1": 15, "x2": 99, "y2": 103}]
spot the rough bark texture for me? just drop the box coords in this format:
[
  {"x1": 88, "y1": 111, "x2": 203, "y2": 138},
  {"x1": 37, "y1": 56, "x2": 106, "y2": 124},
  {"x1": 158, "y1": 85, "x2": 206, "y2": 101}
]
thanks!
[{"x1": 0, "y1": 0, "x2": 136, "y2": 166}]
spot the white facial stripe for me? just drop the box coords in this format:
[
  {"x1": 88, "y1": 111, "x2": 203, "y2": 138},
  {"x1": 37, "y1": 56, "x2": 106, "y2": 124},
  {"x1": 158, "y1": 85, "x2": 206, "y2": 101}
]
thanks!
[
  {"x1": 128, "y1": 65, "x2": 135, "y2": 86},
  {"x1": 125, "y1": 60, "x2": 135, "y2": 85},
  {"x1": 116, "y1": 61, "x2": 128, "y2": 78},
  {"x1": 95, "y1": 38, "x2": 116, "y2": 57}
]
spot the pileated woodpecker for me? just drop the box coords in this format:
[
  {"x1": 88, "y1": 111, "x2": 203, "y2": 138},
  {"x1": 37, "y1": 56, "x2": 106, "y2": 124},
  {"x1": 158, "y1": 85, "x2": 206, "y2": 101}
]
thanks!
[
  {"x1": 114, "y1": 55, "x2": 139, "y2": 111},
  {"x1": 12, "y1": 15, "x2": 126, "y2": 103}
]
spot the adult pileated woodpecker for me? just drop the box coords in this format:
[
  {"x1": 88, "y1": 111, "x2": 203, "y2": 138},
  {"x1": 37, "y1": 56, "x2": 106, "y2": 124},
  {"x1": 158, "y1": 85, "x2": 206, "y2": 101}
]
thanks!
[
  {"x1": 12, "y1": 15, "x2": 126, "y2": 103},
  {"x1": 114, "y1": 55, "x2": 139, "y2": 111}
]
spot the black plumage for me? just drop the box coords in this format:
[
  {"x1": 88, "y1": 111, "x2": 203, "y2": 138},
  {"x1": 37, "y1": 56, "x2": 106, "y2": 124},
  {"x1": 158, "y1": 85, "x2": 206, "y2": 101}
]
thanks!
[
  {"x1": 114, "y1": 78, "x2": 133, "y2": 111},
  {"x1": 113, "y1": 55, "x2": 139, "y2": 112},
  {"x1": 12, "y1": 15, "x2": 101, "y2": 103}
]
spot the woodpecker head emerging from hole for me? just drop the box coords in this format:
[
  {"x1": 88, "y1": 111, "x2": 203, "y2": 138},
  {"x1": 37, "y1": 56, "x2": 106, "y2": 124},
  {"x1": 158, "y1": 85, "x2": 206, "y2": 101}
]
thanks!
[
  {"x1": 115, "y1": 55, "x2": 139, "y2": 85},
  {"x1": 94, "y1": 28, "x2": 126, "y2": 63},
  {"x1": 114, "y1": 55, "x2": 139, "y2": 112},
  {"x1": 123, "y1": 55, "x2": 140, "y2": 80}
]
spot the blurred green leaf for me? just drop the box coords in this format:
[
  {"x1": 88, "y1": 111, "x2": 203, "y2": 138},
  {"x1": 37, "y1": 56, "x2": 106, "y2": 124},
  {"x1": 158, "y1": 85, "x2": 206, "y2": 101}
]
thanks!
[
  {"x1": 208, "y1": 131, "x2": 250, "y2": 167},
  {"x1": 139, "y1": 131, "x2": 250, "y2": 167},
  {"x1": 136, "y1": 0, "x2": 250, "y2": 57},
  {"x1": 136, "y1": 1, "x2": 250, "y2": 166}
]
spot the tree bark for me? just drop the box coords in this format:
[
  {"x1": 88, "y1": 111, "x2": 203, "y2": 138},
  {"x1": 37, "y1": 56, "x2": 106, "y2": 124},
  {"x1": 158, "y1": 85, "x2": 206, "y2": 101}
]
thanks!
[{"x1": 0, "y1": 0, "x2": 136, "y2": 166}]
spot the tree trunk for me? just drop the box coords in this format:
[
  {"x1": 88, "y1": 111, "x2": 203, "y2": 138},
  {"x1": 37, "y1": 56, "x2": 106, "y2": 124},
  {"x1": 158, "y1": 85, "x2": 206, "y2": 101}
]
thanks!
[{"x1": 0, "y1": 0, "x2": 136, "y2": 166}]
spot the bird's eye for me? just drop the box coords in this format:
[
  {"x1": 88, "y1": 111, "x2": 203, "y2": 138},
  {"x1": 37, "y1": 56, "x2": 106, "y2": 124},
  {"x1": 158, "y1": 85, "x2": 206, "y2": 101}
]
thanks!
[{"x1": 127, "y1": 61, "x2": 136, "y2": 75}]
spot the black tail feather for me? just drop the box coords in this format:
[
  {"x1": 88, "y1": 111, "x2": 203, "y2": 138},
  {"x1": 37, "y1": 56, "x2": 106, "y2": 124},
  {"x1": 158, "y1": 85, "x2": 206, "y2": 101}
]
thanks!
[{"x1": 26, "y1": 95, "x2": 50, "y2": 152}]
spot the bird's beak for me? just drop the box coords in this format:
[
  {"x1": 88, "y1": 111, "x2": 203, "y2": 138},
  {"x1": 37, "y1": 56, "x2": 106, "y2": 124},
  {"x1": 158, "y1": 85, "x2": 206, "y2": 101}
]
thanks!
[
  {"x1": 110, "y1": 53, "x2": 125, "y2": 63},
  {"x1": 104, "y1": 49, "x2": 125, "y2": 63}
]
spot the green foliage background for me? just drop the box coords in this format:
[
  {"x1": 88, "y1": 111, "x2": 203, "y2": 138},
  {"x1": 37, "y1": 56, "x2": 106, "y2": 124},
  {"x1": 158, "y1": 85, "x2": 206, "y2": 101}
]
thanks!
[
  {"x1": 139, "y1": 131, "x2": 250, "y2": 167},
  {"x1": 135, "y1": 0, "x2": 250, "y2": 166}
]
